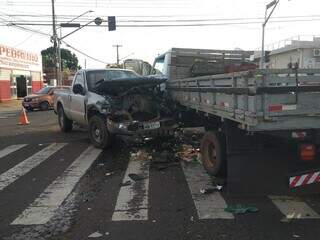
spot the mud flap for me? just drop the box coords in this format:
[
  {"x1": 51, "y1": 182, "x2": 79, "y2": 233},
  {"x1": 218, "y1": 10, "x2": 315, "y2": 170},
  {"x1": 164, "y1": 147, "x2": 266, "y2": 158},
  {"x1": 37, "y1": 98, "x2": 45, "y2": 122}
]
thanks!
[{"x1": 224, "y1": 123, "x2": 320, "y2": 196}]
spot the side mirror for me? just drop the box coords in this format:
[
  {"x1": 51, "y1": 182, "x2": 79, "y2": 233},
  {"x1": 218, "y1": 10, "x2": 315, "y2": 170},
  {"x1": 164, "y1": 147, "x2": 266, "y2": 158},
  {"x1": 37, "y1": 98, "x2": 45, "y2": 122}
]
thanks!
[{"x1": 73, "y1": 84, "x2": 84, "y2": 95}]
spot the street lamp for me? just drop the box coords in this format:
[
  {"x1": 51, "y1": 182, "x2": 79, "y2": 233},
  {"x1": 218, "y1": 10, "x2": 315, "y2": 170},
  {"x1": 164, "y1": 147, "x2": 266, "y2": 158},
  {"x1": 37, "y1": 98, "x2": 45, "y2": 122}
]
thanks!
[
  {"x1": 57, "y1": 10, "x2": 94, "y2": 84},
  {"x1": 260, "y1": 0, "x2": 279, "y2": 69}
]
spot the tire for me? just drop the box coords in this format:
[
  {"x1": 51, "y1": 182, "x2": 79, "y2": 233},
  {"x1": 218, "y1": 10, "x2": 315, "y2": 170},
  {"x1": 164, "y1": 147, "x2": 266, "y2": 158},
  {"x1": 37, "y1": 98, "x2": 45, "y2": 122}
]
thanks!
[
  {"x1": 58, "y1": 106, "x2": 73, "y2": 132},
  {"x1": 40, "y1": 101, "x2": 50, "y2": 111},
  {"x1": 88, "y1": 115, "x2": 112, "y2": 149},
  {"x1": 200, "y1": 131, "x2": 226, "y2": 176}
]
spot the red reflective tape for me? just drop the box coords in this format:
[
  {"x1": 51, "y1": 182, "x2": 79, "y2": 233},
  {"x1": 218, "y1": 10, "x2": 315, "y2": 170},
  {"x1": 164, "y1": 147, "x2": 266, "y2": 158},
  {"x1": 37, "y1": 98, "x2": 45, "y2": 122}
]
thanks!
[
  {"x1": 302, "y1": 173, "x2": 313, "y2": 185},
  {"x1": 268, "y1": 105, "x2": 282, "y2": 112},
  {"x1": 289, "y1": 176, "x2": 301, "y2": 188},
  {"x1": 316, "y1": 174, "x2": 320, "y2": 183}
]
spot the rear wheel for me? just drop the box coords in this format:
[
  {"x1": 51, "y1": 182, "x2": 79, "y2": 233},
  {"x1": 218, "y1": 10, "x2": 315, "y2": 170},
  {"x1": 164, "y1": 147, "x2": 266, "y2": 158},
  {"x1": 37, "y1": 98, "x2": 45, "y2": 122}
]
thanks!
[
  {"x1": 88, "y1": 115, "x2": 112, "y2": 149},
  {"x1": 200, "y1": 131, "x2": 226, "y2": 176},
  {"x1": 40, "y1": 101, "x2": 50, "y2": 111},
  {"x1": 58, "y1": 106, "x2": 73, "y2": 132}
]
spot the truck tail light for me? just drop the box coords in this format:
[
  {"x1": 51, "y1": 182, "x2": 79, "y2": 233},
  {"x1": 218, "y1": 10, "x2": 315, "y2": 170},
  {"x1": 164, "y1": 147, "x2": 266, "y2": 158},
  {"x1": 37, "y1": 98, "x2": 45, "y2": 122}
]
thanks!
[{"x1": 299, "y1": 144, "x2": 316, "y2": 161}]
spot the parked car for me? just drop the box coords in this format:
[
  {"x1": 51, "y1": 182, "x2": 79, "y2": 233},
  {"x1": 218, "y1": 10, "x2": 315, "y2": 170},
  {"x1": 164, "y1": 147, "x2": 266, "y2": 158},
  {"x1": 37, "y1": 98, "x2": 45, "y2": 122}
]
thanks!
[
  {"x1": 53, "y1": 69, "x2": 176, "y2": 148},
  {"x1": 22, "y1": 86, "x2": 68, "y2": 111}
]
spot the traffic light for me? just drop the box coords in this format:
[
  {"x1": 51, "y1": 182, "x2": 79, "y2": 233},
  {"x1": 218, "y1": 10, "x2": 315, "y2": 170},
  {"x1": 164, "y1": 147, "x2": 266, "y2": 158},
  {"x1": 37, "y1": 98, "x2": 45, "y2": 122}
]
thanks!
[{"x1": 108, "y1": 16, "x2": 116, "y2": 31}]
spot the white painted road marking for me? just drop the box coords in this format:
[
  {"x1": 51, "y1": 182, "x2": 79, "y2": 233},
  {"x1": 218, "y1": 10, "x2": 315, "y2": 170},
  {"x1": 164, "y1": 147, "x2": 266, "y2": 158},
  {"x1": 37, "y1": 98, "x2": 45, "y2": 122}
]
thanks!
[
  {"x1": 112, "y1": 152, "x2": 149, "y2": 221},
  {"x1": 11, "y1": 146, "x2": 102, "y2": 225},
  {"x1": 269, "y1": 196, "x2": 320, "y2": 220},
  {"x1": 0, "y1": 144, "x2": 27, "y2": 159},
  {"x1": 0, "y1": 143, "x2": 66, "y2": 191},
  {"x1": 181, "y1": 163, "x2": 234, "y2": 219}
]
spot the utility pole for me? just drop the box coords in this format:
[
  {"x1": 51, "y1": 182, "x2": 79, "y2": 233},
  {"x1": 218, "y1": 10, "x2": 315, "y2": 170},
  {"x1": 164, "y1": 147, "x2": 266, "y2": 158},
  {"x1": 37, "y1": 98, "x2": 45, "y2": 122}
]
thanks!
[
  {"x1": 51, "y1": 0, "x2": 60, "y2": 85},
  {"x1": 113, "y1": 44, "x2": 122, "y2": 65}
]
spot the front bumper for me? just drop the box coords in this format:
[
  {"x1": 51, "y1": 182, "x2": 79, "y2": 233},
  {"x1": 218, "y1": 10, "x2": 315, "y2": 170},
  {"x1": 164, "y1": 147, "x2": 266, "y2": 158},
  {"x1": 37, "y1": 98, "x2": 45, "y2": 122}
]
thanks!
[
  {"x1": 107, "y1": 118, "x2": 177, "y2": 137},
  {"x1": 22, "y1": 101, "x2": 40, "y2": 109}
]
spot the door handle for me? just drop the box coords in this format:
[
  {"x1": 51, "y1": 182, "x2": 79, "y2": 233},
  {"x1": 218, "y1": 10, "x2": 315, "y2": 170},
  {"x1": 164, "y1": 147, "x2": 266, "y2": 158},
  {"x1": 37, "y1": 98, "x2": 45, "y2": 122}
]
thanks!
[{"x1": 68, "y1": 95, "x2": 72, "y2": 102}]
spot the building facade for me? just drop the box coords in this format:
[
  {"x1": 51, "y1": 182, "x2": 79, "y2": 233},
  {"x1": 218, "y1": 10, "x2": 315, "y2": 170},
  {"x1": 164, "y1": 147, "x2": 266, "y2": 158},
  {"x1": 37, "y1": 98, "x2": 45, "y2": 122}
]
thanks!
[
  {"x1": 0, "y1": 43, "x2": 43, "y2": 102},
  {"x1": 269, "y1": 37, "x2": 320, "y2": 69}
]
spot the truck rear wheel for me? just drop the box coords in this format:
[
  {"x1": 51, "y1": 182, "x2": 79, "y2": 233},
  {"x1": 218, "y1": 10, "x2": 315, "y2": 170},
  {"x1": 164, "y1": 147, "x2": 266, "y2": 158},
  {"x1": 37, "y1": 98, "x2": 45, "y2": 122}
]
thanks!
[
  {"x1": 88, "y1": 115, "x2": 112, "y2": 149},
  {"x1": 200, "y1": 131, "x2": 226, "y2": 176},
  {"x1": 58, "y1": 106, "x2": 73, "y2": 132}
]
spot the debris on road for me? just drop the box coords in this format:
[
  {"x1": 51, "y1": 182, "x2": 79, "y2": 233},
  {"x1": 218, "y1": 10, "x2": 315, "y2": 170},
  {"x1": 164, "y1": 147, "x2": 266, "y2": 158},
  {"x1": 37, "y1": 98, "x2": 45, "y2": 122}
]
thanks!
[
  {"x1": 128, "y1": 173, "x2": 147, "y2": 181},
  {"x1": 292, "y1": 234, "x2": 301, "y2": 238},
  {"x1": 177, "y1": 144, "x2": 201, "y2": 163},
  {"x1": 105, "y1": 171, "x2": 114, "y2": 176},
  {"x1": 130, "y1": 149, "x2": 149, "y2": 161},
  {"x1": 200, "y1": 185, "x2": 223, "y2": 194},
  {"x1": 88, "y1": 231, "x2": 103, "y2": 238},
  {"x1": 224, "y1": 205, "x2": 259, "y2": 214}
]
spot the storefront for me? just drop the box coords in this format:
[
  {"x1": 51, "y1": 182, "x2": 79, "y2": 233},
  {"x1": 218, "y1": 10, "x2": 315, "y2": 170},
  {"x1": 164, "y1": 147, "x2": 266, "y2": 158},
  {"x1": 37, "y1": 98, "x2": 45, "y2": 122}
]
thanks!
[{"x1": 0, "y1": 43, "x2": 43, "y2": 102}]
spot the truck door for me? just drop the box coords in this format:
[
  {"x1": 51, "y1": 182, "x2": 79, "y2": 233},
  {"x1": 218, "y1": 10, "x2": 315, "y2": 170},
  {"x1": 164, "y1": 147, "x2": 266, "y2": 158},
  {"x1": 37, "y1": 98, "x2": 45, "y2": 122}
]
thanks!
[{"x1": 70, "y1": 72, "x2": 86, "y2": 125}]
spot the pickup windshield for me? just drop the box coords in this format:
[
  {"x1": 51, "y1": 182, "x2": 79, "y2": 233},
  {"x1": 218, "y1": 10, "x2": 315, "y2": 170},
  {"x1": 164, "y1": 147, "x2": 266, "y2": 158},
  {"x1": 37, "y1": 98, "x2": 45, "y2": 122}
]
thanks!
[{"x1": 86, "y1": 70, "x2": 140, "y2": 91}]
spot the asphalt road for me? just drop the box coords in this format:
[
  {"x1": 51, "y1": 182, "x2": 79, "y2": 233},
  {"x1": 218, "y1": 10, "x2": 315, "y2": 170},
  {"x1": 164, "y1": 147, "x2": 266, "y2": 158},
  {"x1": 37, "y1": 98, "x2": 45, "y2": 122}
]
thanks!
[{"x1": 0, "y1": 110, "x2": 319, "y2": 240}]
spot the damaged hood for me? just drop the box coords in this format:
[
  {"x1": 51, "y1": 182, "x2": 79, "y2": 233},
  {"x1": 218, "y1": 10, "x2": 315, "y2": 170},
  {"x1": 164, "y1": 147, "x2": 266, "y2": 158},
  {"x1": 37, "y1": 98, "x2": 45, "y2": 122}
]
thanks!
[{"x1": 95, "y1": 76, "x2": 167, "y2": 95}]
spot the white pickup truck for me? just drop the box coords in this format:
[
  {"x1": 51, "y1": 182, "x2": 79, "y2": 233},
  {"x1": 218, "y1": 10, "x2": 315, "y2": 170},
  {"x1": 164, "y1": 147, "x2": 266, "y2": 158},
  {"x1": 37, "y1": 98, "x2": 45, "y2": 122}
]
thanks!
[{"x1": 53, "y1": 68, "x2": 176, "y2": 148}]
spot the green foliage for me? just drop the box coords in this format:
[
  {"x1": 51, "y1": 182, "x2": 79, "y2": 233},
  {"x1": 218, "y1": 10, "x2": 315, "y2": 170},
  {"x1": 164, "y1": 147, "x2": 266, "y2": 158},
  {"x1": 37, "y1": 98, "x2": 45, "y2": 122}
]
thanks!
[{"x1": 41, "y1": 47, "x2": 81, "y2": 70}]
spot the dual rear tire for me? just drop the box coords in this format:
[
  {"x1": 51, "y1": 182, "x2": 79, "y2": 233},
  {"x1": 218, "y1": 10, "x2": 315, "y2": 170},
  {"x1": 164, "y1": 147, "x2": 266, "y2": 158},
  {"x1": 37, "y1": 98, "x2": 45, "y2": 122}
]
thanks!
[{"x1": 200, "y1": 131, "x2": 226, "y2": 176}]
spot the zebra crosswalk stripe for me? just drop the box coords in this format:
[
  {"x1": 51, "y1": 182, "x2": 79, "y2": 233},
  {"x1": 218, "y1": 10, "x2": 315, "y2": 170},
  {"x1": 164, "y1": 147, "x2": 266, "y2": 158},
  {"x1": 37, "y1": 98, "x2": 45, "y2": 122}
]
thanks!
[
  {"x1": 0, "y1": 144, "x2": 27, "y2": 159},
  {"x1": 181, "y1": 163, "x2": 234, "y2": 219},
  {"x1": 11, "y1": 145, "x2": 102, "y2": 225},
  {"x1": 269, "y1": 195, "x2": 320, "y2": 220},
  {"x1": 0, "y1": 143, "x2": 66, "y2": 191},
  {"x1": 112, "y1": 152, "x2": 149, "y2": 221}
]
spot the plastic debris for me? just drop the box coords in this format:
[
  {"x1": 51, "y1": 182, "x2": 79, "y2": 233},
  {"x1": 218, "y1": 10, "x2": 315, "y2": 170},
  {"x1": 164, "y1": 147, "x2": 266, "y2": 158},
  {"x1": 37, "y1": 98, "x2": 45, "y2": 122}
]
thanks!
[
  {"x1": 152, "y1": 219, "x2": 156, "y2": 223},
  {"x1": 293, "y1": 234, "x2": 301, "y2": 238},
  {"x1": 129, "y1": 173, "x2": 147, "y2": 181},
  {"x1": 190, "y1": 216, "x2": 194, "y2": 222},
  {"x1": 105, "y1": 172, "x2": 114, "y2": 176},
  {"x1": 105, "y1": 232, "x2": 110, "y2": 236},
  {"x1": 200, "y1": 185, "x2": 223, "y2": 194},
  {"x1": 88, "y1": 231, "x2": 103, "y2": 238},
  {"x1": 97, "y1": 163, "x2": 104, "y2": 166},
  {"x1": 224, "y1": 205, "x2": 258, "y2": 214}
]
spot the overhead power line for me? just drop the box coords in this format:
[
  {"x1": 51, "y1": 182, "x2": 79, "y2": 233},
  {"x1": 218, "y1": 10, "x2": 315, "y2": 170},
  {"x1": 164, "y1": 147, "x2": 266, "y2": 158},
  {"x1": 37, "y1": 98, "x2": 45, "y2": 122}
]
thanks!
[
  {"x1": 2, "y1": 18, "x2": 320, "y2": 27},
  {"x1": 61, "y1": 40, "x2": 108, "y2": 65}
]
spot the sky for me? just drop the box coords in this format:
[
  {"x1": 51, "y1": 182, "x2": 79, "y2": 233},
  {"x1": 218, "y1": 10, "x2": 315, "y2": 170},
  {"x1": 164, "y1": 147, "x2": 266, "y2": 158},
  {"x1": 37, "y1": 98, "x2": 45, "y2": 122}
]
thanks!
[{"x1": 1, "y1": 0, "x2": 320, "y2": 68}]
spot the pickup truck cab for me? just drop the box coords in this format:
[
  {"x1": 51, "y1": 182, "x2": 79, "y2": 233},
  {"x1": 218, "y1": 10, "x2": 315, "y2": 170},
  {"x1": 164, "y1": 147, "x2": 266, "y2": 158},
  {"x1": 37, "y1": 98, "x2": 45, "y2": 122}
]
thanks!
[{"x1": 53, "y1": 68, "x2": 176, "y2": 148}]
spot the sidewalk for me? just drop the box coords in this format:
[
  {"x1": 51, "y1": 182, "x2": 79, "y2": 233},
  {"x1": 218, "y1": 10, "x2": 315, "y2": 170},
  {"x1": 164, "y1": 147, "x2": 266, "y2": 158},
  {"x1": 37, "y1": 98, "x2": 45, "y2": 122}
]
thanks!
[{"x1": 0, "y1": 99, "x2": 22, "y2": 113}]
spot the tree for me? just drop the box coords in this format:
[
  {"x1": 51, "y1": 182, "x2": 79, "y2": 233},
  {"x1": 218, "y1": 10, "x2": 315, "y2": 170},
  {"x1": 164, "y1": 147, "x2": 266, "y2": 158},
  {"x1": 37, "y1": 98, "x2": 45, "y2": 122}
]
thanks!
[{"x1": 41, "y1": 47, "x2": 81, "y2": 70}]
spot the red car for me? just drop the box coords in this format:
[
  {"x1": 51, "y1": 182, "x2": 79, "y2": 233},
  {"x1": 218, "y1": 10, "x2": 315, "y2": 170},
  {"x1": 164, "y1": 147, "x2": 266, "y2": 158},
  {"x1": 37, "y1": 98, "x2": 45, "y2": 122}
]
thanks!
[{"x1": 22, "y1": 86, "x2": 68, "y2": 111}]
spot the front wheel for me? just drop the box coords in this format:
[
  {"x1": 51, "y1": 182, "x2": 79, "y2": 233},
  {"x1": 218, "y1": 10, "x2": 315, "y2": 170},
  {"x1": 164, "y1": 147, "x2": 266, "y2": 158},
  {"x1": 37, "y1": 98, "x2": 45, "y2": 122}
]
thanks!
[
  {"x1": 40, "y1": 101, "x2": 50, "y2": 111},
  {"x1": 58, "y1": 106, "x2": 73, "y2": 132},
  {"x1": 200, "y1": 131, "x2": 226, "y2": 176},
  {"x1": 88, "y1": 115, "x2": 112, "y2": 149}
]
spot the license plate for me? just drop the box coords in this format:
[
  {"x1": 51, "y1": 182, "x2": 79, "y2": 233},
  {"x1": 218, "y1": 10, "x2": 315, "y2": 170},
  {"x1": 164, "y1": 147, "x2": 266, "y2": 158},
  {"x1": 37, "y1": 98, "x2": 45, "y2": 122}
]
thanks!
[{"x1": 143, "y1": 121, "x2": 160, "y2": 130}]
